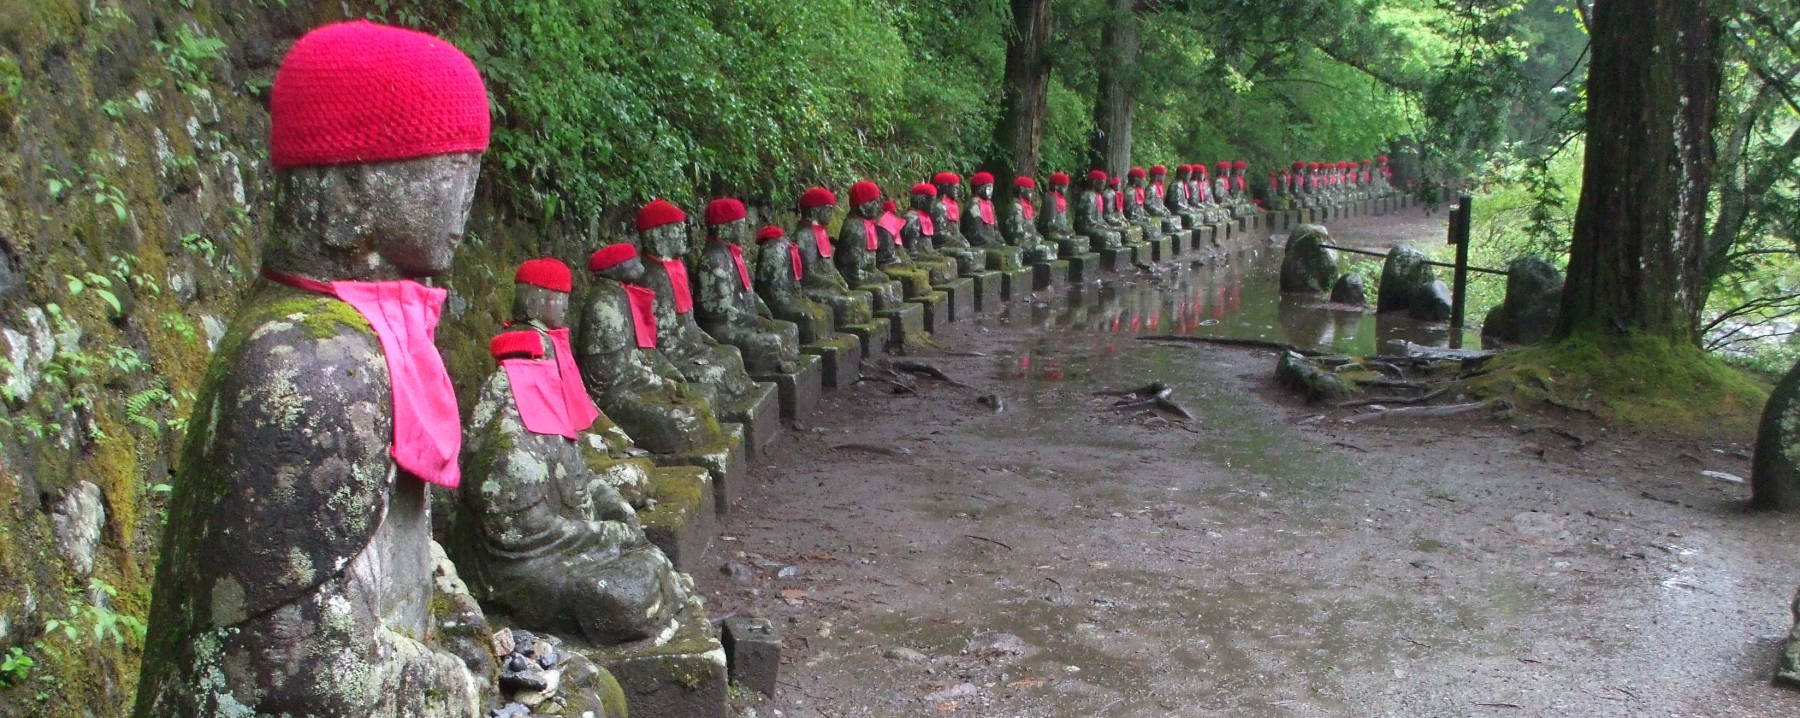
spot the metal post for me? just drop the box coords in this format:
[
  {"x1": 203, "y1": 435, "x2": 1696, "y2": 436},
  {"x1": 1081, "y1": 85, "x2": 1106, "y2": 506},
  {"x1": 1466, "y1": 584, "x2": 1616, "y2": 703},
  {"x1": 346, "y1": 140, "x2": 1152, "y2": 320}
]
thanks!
[{"x1": 1449, "y1": 194, "x2": 1473, "y2": 330}]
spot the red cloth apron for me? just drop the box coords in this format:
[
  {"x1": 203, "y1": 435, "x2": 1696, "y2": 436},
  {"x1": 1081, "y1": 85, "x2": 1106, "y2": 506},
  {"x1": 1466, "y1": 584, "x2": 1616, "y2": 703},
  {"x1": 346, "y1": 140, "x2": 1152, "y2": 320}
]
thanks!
[
  {"x1": 622, "y1": 283, "x2": 658, "y2": 349},
  {"x1": 654, "y1": 257, "x2": 693, "y2": 314},
  {"x1": 809, "y1": 224, "x2": 834, "y2": 259}
]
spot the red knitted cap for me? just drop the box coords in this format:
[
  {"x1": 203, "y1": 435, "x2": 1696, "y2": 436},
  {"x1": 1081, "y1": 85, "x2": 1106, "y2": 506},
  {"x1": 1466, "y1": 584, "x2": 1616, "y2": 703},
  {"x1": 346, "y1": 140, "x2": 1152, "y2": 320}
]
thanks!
[
  {"x1": 1127, "y1": 167, "x2": 1147, "y2": 179},
  {"x1": 799, "y1": 187, "x2": 837, "y2": 209},
  {"x1": 588, "y1": 243, "x2": 638, "y2": 272},
  {"x1": 271, "y1": 21, "x2": 490, "y2": 169},
  {"x1": 910, "y1": 182, "x2": 938, "y2": 196},
  {"x1": 1310, "y1": 162, "x2": 1324, "y2": 169},
  {"x1": 882, "y1": 199, "x2": 898, "y2": 212},
  {"x1": 489, "y1": 330, "x2": 545, "y2": 360},
  {"x1": 1292, "y1": 161, "x2": 1306, "y2": 169},
  {"x1": 755, "y1": 225, "x2": 784, "y2": 242},
  {"x1": 1108, "y1": 177, "x2": 1121, "y2": 187},
  {"x1": 515, "y1": 258, "x2": 572, "y2": 292},
  {"x1": 1377, "y1": 155, "x2": 1389, "y2": 162},
  {"x1": 1216, "y1": 161, "x2": 1230, "y2": 170},
  {"x1": 704, "y1": 198, "x2": 746, "y2": 226},
  {"x1": 970, "y1": 172, "x2": 995, "y2": 186},
  {"x1": 1049, "y1": 172, "x2": 1069, "y2": 185},
  {"x1": 1196, "y1": 165, "x2": 1209, "y2": 175},
  {"x1": 932, "y1": 172, "x2": 961, "y2": 186},
  {"x1": 1233, "y1": 160, "x2": 1248, "y2": 169},
  {"x1": 1361, "y1": 160, "x2": 1372, "y2": 166},
  {"x1": 637, "y1": 199, "x2": 686, "y2": 231},
  {"x1": 1014, "y1": 176, "x2": 1036, "y2": 189},
  {"x1": 1087, "y1": 169, "x2": 1107, "y2": 182},
  {"x1": 849, "y1": 180, "x2": 881, "y2": 206},
  {"x1": 1150, "y1": 165, "x2": 1167, "y2": 175}
]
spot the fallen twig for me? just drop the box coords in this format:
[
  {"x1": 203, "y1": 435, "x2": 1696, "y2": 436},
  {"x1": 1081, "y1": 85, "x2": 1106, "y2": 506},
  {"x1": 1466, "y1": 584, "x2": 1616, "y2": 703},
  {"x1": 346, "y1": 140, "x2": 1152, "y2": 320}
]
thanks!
[
  {"x1": 1153, "y1": 397, "x2": 1195, "y2": 421},
  {"x1": 1335, "y1": 387, "x2": 1451, "y2": 408},
  {"x1": 1138, "y1": 334, "x2": 1323, "y2": 357},
  {"x1": 1545, "y1": 397, "x2": 1598, "y2": 416},
  {"x1": 1518, "y1": 424, "x2": 1589, "y2": 449},
  {"x1": 962, "y1": 534, "x2": 1013, "y2": 550},
  {"x1": 1342, "y1": 400, "x2": 1501, "y2": 423},
  {"x1": 1353, "y1": 377, "x2": 1430, "y2": 390},
  {"x1": 857, "y1": 376, "x2": 917, "y2": 394},
  {"x1": 832, "y1": 443, "x2": 912, "y2": 456},
  {"x1": 892, "y1": 359, "x2": 971, "y2": 387}
]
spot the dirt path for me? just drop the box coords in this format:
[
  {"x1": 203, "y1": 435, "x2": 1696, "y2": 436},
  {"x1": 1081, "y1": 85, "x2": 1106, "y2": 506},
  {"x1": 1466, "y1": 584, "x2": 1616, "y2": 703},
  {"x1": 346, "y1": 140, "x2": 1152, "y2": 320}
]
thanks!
[{"x1": 697, "y1": 214, "x2": 1800, "y2": 717}]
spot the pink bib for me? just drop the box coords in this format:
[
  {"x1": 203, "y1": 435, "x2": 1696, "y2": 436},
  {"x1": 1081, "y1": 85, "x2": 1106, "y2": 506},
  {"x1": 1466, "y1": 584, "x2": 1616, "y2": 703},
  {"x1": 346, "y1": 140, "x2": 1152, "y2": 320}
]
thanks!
[
  {"x1": 976, "y1": 198, "x2": 996, "y2": 225},
  {"x1": 918, "y1": 214, "x2": 936, "y2": 237},
  {"x1": 861, "y1": 219, "x2": 879, "y2": 250},
  {"x1": 809, "y1": 224, "x2": 834, "y2": 259},
  {"x1": 878, "y1": 211, "x2": 906, "y2": 245},
  {"x1": 654, "y1": 257, "x2": 693, "y2": 314},
  {"x1": 943, "y1": 197, "x2": 962, "y2": 222},
  {"x1": 498, "y1": 328, "x2": 600, "y2": 440},
  {"x1": 1133, "y1": 188, "x2": 1146, "y2": 204},
  {"x1": 723, "y1": 242, "x2": 751, "y2": 290},
  {"x1": 1021, "y1": 199, "x2": 1035, "y2": 220},
  {"x1": 262, "y1": 268, "x2": 461, "y2": 490},
  {"x1": 623, "y1": 283, "x2": 659, "y2": 349},
  {"x1": 1051, "y1": 192, "x2": 1067, "y2": 213}
]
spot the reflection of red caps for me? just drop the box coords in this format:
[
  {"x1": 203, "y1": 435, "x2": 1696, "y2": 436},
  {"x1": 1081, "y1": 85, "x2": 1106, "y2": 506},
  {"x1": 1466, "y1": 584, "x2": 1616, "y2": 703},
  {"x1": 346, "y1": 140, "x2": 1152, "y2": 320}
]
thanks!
[
  {"x1": 1088, "y1": 169, "x2": 1107, "y2": 182},
  {"x1": 587, "y1": 243, "x2": 638, "y2": 272},
  {"x1": 798, "y1": 187, "x2": 837, "y2": 209},
  {"x1": 910, "y1": 182, "x2": 938, "y2": 196},
  {"x1": 1049, "y1": 172, "x2": 1070, "y2": 185},
  {"x1": 849, "y1": 180, "x2": 880, "y2": 206},
  {"x1": 703, "y1": 198, "x2": 746, "y2": 226},
  {"x1": 636, "y1": 199, "x2": 686, "y2": 231},
  {"x1": 970, "y1": 171, "x2": 995, "y2": 186},
  {"x1": 515, "y1": 258, "x2": 572, "y2": 292},
  {"x1": 1150, "y1": 165, "x2": 1167, "y2": 175},
  {"x1": 932, "y1": 172, "x2": 961, "y2": 185},
  {"x1": 1128, "y1": 167, "x2": 1146, "y2": 179},
  {"x1": 755, "y1": 225, "x2": 784, "y2": 243},
  {"x1": 1015, "y1": 176, "x2": 1036, "y2": 189},
  {"x1": 271, "y1": 21, "x2": 491, "y2": 168},
  {"x1": 1233, "y1": 160, "x2": 1247, "y2": 169},
  {"x1": 489, "y1": 330, "x2": 545, "y2": 360}
]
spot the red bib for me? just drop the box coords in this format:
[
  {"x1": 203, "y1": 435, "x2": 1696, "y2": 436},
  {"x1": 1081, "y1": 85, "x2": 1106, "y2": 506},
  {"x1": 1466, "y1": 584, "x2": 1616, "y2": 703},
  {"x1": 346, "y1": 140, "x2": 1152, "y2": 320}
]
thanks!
[
  {"x1": 878, "y1": 211, "x2": 906, "y2": 245},
  {"x1": 1051, "y1": 192, "x2": 1067, "y2": 213},
  {"x1": 809, "y1": 224, "x2": 834, "y2": 259},
  {"x1": 723, "y1": 242, "x2": 751, "y2": 290},
  {"x1": 861, "y1": 219, "x2": 879, "y2": 251},
  {"x1": 943, "y1": 197, "x2": 962, "y2": 222},
  {"x1": 654, "y1": 257, "x2": 693, "y2": 314},
  {"x1": 976, "y1": 198, "x2": 996, "y2": 225},
  {"x1": 1021, "y1": 199, "x2": 1035, "y2": 220},
  {"x1": 622, "y1": 283, "x2": 658, "y2": 349}
]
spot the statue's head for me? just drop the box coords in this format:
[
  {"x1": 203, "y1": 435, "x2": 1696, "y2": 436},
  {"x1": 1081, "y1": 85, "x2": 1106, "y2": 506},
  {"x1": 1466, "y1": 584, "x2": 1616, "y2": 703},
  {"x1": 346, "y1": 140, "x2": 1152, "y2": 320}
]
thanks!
[
  {"x1": 1150, "y1": 165, "x2": 1167, "y2": 183},
  {"x1": 704, "y1": 198, "x2": 748, "y2": 245},
  {"x1": 932, "y1": 172, "x2": 961, "y2": 200},
  {"x1": 755, "y1": 225, "x2": 786, "y2": 247},
  {"x1": 587, "y1": 243, "x2": 645, "y2": 284},
  {"x1": 908, "y1": 182, "x2": 938, "y2": 212},
  {"x1": 798, "y1": 187, "x2": 837, "y2": 224},
  {"x1": 511, "y1": 258, "x2": 573, "y2": 328},
  {"x1": 1232, "y1": 160, "x2": 1248, "y2": 176},
  {"x1": 849, "y1": 181, "x2": 881, "y2": 219},
  {"x1": 1174, "y1": 164, "x2": 1192, "y2": 180},
  {"x1": 1049, "y1": 172, "x2": 1070, "y2": 191},
  {"x1": 1013, "y1": 176, "x2": 1037, "y2": 203},
  {"x1": 970, "y1": 172, "x2": 995, "y2": 200},
  {"x1": 1086, "y1": 170, "x2": 1107, "y2": 191},
  {"x1": 636, "y1": 199, "x2": 688, "y2": 258},
  {"x1": 265, "y1": 21, "x2": 490, "y2": 280},
  {"x1": 1127, "y1": 167, "x2": 1146, "y2": 187}
]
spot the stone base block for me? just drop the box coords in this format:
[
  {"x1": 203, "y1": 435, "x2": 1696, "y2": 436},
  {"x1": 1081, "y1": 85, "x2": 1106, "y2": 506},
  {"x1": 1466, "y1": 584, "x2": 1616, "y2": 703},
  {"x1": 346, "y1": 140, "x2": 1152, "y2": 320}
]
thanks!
[
  {"x1": 1032, "y1": 260, "x2": 1069, "y2": 290},
  {"x1": 984, "y1": 246, "x2": 1026, "y2": 272},
  {"x1": 840, "y1": 317, "x2": 890, "y2": 357},
  {"x1": 1096, "y1": 248, "x2": 1128, "y2": 273},
  {"x1": 915, "y1": 291, "x2": 949, "y2": 333},
  {"x1": 877, "y1": 301, "x2": 926, "y2": 351},
  {"x1": 640, "y1": 465, "x2": 716, "y2": 573},
  {"x1": 801, "y1": 333, "x2": 861, "y2": 389},
  {"x1": 970, "y1": 270, "x2": 1004, "y2": 313},
  {"x1": 937, "y1": 277, "x2": 975, "y2": 323},
  {"x1": 1150, "y1": 236, "x2": 1174, "y2": 263},
  {"x1": 754, "y1": 353, "x2": 822, "y2": 422},
  {"x1": 1064, "y1": 252, "x2": 1101, "y2": 283},
  {"x1": 721, "y1": 617, "x2": 781, "y2": 697},
  {"x1": 1191, "y1": 225, "x2": 1215, "y2": 251},
  {"x1": 719, "y1": 382, "x2": 779, "y2": 461},
  {"x1": 662, "y1": 437, "x2": 743, "y2": 516},
  {"x1": 1000, "y1": 266, "x2": 1034, "y2": 300},
  {"x1": 588, "y1": 601, "x2": 729, "y2": 718}
]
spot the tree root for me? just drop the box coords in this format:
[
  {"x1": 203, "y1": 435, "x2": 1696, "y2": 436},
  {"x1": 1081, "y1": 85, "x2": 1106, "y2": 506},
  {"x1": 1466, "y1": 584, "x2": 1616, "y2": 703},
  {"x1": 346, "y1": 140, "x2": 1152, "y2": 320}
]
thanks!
[
  {"x1": 1138, "y1": 335, "x2": 1323, "y2": 357},
  {"x1": 1341, "y1": 399, "x2": 1505, "y2": 423},
  {"x1": 1335, "y1": 387, "x2": 1451, "y2": 408}
]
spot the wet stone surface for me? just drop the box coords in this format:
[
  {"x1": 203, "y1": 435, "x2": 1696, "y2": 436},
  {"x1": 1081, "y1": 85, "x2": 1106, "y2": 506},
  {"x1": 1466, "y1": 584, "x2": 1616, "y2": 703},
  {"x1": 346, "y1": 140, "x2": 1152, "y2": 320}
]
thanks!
[{"x1": 695, "y1": 210, "x2": 1800, "y2": 717}]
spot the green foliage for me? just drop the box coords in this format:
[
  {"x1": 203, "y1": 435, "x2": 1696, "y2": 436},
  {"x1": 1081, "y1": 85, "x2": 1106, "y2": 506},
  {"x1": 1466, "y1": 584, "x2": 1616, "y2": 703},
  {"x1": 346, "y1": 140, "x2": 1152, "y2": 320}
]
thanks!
[
  {"x1": 41, "y1": 580, "x2": 147, "y2": 650},
  {"x1": 153, "y1": 24, "x2": 226, "y2": 97},
  {"x1": 0, "y1": 647, "x2": 32, "y2": 686}
]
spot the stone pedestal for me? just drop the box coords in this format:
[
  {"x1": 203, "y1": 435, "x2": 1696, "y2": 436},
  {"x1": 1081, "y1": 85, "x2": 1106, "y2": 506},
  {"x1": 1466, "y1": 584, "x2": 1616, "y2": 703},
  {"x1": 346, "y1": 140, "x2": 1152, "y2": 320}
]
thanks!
[
  {"x1": 1000, "y1": 266, "x2": 1034, "y2": 300},
  {"x1": 721, "y1": 617, "x2": 781, "y2": 698},
  {"x1": 839, "y1": 317, "x2": 891, "y2": 358},
  {"x1": 639, "y1": 465, "x2": 716, "y2": 573},
  {"x1": 971, "y1": 270, "x2": 1004, "y2": 313},
  {"x1": 1063, "y1": 252, "x2": 1101, "y2": 283},
  {"x1": 937, "y1": 277, "x2": 976, "y2": 323},
  {"x1": 1150, "y1": 236, "x2": 1174, "y2": 263},
  {"x1": 801, "y1": 333, "x2": 861, "y2": 389},
  {"x1": 718, "y1": 382, "x2": 779, "y2": 461},
  {"x1": 588, "y1": 599, "x2": 729, "y2": 718},
  {"x1": 1192, "y1": 225, "x2": 1216, "y2": 251},
  {"x1": 660, "y1": 436, "x2": 744, "y2": 516},
  {"x1": 878, "y1": 301, "x2": 926, "y2": 351},
  {"x1": 984, "y1": 246, "x2": 1026, "y2": 272},
  {"x1": 1096, "y1": 248, "x2": 1128, "y2": 273},
  {"x1": 754, "y1": 352, "x2": 822, "y2": 421},
  {"x1": 914, "y1": 291, "x2": 949, "y2": 333},
  {"x1": 1032, "y1": 260, "x2": 1069, "y2": 290}
]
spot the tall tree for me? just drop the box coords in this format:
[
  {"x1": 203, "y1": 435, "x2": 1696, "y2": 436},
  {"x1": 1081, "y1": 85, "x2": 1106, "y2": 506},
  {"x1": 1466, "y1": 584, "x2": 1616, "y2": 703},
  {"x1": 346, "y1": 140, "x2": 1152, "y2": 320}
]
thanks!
[
  {"x1": 1555, "y1": 0, "x2": 1722, "y2": 342},
  {"x1": 992, "y1": 0, "x2": 1056, "y2": 183},
  {"x1": 1088, "y1": 0, "x2": 1142, "y2": 174}
]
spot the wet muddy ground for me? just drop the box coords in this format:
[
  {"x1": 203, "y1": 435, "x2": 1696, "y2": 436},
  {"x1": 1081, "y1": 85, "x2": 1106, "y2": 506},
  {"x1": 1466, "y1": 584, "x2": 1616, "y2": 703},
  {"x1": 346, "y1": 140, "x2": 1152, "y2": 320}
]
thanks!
[{"x1": 697, "y1": 212, "x2": 1800, "y2": 717}]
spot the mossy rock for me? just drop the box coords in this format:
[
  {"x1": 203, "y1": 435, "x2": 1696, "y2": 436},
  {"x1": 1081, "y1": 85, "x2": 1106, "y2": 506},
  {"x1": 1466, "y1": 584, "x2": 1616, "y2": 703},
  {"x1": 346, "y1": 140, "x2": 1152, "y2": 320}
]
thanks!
[{"x1": 1275, "y1": 351, "x2": 1356, "y2": 404}]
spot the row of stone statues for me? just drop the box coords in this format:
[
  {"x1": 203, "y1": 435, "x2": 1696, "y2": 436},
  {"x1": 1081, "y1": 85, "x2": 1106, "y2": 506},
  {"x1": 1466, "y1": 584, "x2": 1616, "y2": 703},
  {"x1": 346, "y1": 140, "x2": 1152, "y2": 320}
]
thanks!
[{"x1": 132, "y1": 20, "x2": 1400, "y2": 718}]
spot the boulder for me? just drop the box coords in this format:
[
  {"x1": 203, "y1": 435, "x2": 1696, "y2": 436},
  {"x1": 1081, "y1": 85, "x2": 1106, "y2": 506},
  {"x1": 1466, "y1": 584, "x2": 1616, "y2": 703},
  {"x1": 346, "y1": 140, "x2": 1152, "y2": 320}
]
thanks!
[
  {"x1": 1779, "y1": 587, "x2": 1800, "y2": 686},
  {"x1": 50, "y1": 481, "x2": 105, "y2": 577},
  {"x1": 1481, "y1": 256, "x2": 1563, "y2": 345},
  {"x1": 1408, "y1": 280, "x2": 1453, "y2": 322},
  {"x1": 1279, "y1": 225, "x2": 1338, "y2": 294},
  {"x1": 1377, "y1": 244, "x2": 1435, "y2": 314},
  {"x1": 1275, "y1": 351, "x2": 1355, "y2": 403},
  {"x1": 1753, "y1": 359, "x2": 1800, "y2": 511},
  {"x1": 1329, "y1": 273, "x2": 1367, "y2": 306}
]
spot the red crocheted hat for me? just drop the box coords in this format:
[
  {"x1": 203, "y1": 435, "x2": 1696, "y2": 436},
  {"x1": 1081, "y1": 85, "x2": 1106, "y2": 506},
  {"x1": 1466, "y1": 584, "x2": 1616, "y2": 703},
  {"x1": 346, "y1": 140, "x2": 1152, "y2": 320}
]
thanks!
[
  {"x1": 1108, "y1": 177, "x2": 1121, "y2": 187},
  {"x1": 1087, "y1": 169, "x2": 1107, "y2": 182},
  {"x1": 1196, "y1": 164, "x2": 1209, "y2": 175},
  {"x1": 798, "y1": 187, "x2": 837, "y2": 209},
  {"x1": 704, "y1": 198, "x2": 746, "y2": 226},
  {"x1": 1310, "y1": 162, "x2": 1324, "y2": 169},
  {"x1": 1049, "y1": 172, "x2": 1070, "y2": 185},
  {"x1": 882, "y1": 199, "x2": 897, "y2": 212},
  {"x1": 1014, "y1": 176, "x2": 1036, "y2": 189},
  {"x1": 1127, "y1": 167, "x2": 1146, "y2": 179},
  {"x1": 1150, "y1": 165, "x2": 1167, "y2": 175},
  {"x1": 1216, "y1": 161, "x2": 1230, "y2": 170},
  {"x1": 271, "y1": 21, "x2": 490, "y2": 169},
  {"x1": 1292, "y1": 161, "x2": 1306, "y2": 169},
  {"x1": 588, "y1": 243, "x2": 638, "y2": 272},
  {"x1": 636, "y1": 199, "x2": 686, "y2": 231},
  {"x1": 1233, "y1": 160, "x2": 1248, "y2": 169},
  {"x1": 849, "y1": 180, "x2": 881, "y2": 206},
  {"x1": 489, "y1": 330, "x2": 545, "y2": 360},
  {"x1": 514, "y1": 257, "x2": 572, "y2": 292},
  {"x1": 932, "y1": 172, "x2": 961, "y2": 186},
  {"x1": 1377, "y1": 155, "x2": 1389, "y2": 163},
  {"x1": 910, "y1": 182, "x2": 938, "y2": 196},
  {"x1": 970, "y1": 172, "x2": 995, "y2": 186},
  {"x1": 755, "y1": 225, "x2": 784, "y2": 242}
]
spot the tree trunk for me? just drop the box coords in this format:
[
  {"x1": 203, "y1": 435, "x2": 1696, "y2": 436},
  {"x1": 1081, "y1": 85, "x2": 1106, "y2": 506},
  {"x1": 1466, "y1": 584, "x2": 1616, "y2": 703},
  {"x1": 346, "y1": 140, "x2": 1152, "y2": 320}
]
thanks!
[
  {"x1": 1088, "y1": 0, "x2": 1141, "y2": 175},
  {"x1": 992, "y1": 0, "x2": 1054, "y2": 186},
  {"x1": 1555, "y1": 0, "x2": 1721, "y2": 343}
]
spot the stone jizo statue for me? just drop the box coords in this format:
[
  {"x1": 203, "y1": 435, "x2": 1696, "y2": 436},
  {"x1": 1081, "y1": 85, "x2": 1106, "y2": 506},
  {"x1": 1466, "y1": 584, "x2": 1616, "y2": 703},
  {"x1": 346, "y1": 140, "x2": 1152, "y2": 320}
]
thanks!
[
  {"x1": 1075, "y1": 170, "x2": 1123, "y2": 251},
  {"x1": 695, "y1": 198, "x2": 804, "y2": 375},
  {"x1": 931, "y1": 172, "x2": 984, "y2": 274},
  {"x1": 751, "y1": 225, "x2": 835, "y2": 344},
  {"x1": 633, "y1": 199, "x2": 766, "y2": 418},
  {"x1": 1036, "y1": 172, "x2": 1082, "y2": 255},
  {"x1": 834, "y1": 180, "x2": 908, "y2": 309},
  {"x1": 136, "y1": 21, "x2": 488, "y2": 717},
  {"x1": 1003, "y1": 175, "x2": 1056, "y2": 264}
]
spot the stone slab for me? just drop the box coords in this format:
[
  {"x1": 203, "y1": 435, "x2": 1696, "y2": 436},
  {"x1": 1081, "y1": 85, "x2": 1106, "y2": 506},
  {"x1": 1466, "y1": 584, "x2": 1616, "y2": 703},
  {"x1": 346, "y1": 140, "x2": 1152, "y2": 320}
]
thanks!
[
  {"x1": 721, "y1": 617, "x2": 781, "y2": 698},
  {"x1": 914, "y1": 291, "x2": 949, "y2": 334},
  {"x1": 1032, "y1": 260, "x2": 1070, "y2": 290},
  {"x1": 1150, "y1": 236, "x2": 1174, "y2": 263},
  {"x1": 877, "y1": 301, "x2": 926, "y2": 351},
  {"x1": 970, "y1": 270, "x2": 1004, "y2": 313},
  {"x1": 1000, "y1": 266, "x2": 1034, "y2": 300},
  {"x1": 589, "y1": 602, "x2": 729, "y2": 718},
  {"x1": 937, "y1": 277, "x2": 975, "y2": 323},
  {"x1": 1096, "y1": 249, "x2": 1128, "y2": 274},
  {"x1": 639, "y1": 465, "x2": 715, "y2": 574},
  {"x1": 1064, "y1": 252, "x2": 1101, "y2": 283},
  {"x1": 663, "y1": 436, "x2": 744, "y2": 516},
  {"x1": 754, "y1": 352, "x2": 822, "y2": 422},
  {"x1": 840, "y1": 317, "x2": 890, "y2": 358},
  {"x1": 800, "y1": 334, "x2": 860, "y2": 389},
  {"x1": 719, "y1": 382, "x2": 779, "y2": 461}
]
